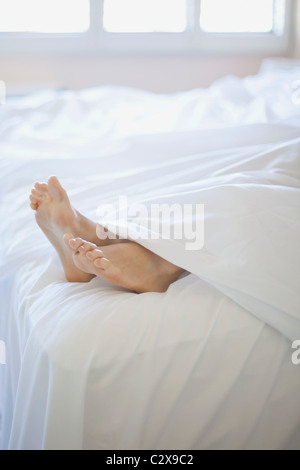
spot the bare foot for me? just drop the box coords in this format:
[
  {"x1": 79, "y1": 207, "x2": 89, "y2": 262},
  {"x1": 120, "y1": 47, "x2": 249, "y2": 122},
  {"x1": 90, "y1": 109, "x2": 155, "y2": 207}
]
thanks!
[
  {"x1": 29, "y1": 176, "x2": 97, "y2": 282},
  {"x1": 65, "y1": 236, "x2": 185, "y2": 293}
]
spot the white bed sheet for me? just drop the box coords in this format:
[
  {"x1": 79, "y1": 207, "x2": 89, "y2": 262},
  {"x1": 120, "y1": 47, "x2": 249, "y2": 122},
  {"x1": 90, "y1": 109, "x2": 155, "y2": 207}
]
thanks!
[{"x1": 0, "y1": 59, "x2": 300, "y2": 450}]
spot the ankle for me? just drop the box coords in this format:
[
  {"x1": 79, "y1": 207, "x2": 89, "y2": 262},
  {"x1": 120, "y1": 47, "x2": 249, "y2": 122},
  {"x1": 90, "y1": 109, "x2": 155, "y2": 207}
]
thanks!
[{"x1": 74, "y1": 210, "x2": 98, "y2": 244}]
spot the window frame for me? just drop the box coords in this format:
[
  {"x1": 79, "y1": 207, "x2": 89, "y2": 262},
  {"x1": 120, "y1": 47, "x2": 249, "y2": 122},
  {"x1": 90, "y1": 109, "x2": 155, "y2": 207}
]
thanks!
[{"x1": 0, "y1": 0, "x2": 294, "y2": 55}]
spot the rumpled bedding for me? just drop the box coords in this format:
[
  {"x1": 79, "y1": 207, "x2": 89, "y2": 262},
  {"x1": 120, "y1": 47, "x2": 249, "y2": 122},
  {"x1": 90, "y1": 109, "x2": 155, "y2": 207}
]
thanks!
[{"x1": 0, "y1": 59, "x2": 300, "y2": 450}]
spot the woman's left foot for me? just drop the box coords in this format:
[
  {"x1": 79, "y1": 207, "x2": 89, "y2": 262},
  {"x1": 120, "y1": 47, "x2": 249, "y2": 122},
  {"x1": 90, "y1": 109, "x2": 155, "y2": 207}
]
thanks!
[
  {"x1": 29, "y1": 176, "x2": 96, "y2": 282},
  {"x1": 65, "y1": 235, "x2": 185, "y2": 293}
]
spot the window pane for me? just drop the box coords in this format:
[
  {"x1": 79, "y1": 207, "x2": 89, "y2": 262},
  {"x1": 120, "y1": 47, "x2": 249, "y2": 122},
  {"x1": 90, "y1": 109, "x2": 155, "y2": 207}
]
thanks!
[
  {"x1": 0, "y1": 0, "x2": 90, "y2": 33},
  {"x1": 200, "y1": 0, "x2": 275, "y2": 33},
  {"x1": 103, "y1": 0, "x2": 187, "y2": 33}
]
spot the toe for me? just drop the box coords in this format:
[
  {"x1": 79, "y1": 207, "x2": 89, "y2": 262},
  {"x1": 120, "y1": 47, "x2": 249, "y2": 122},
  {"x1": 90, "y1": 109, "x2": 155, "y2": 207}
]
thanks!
[
  {"x1": 30, "y1": 194, "x2": 38, "y2": 203},
  {"x1": 34, "y1": 182, "x2": 48, "y2": 192},
  {"x1": 78, "y1": 242, "x2": 97, "y2": 254},
  {"x1": 30, "y1": 202, "x2": 38, "y2": 211},
  {"x1": 63, "y1": 233, "x2": 74, "y2": 250},
  {"x1": 31, "y1": 188, "x2": 45, "y2": 200},
  {"x1": 94, "y1": 257, "x2": 111, "y2": 269},
  {"x1": 63, "y1": 233, "x2": 86, "y2": 253},
  {"x1": 48, "y1": 176, "x2": 66, "y2": 202},
  {"x1": 86, "y1": 249, "x2": 104, "y2": 260},
  {"x1": 68, "y1": 237, "x2": 86, "y2": 252}
]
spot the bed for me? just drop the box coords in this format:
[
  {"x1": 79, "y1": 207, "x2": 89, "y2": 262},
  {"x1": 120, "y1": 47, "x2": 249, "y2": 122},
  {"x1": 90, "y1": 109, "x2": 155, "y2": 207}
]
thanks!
[{"x1": 0, "y1": 58, "x2": 300, "y2": 450}]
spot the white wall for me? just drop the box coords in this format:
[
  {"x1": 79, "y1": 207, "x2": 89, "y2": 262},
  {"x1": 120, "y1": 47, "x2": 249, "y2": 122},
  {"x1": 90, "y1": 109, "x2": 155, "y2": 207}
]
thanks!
[
  {"x1": 0, "y1": 54, "x2": 273, "y2": 94},
  {"x1": 0, "y1": 0, "x2": 299, "y2": 95}
]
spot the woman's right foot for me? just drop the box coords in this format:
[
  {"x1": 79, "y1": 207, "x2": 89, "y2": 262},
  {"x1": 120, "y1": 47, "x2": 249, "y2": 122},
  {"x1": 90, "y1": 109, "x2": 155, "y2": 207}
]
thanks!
[{"x1": 65, "y1": 236, "x2": 185, "y2": 293}]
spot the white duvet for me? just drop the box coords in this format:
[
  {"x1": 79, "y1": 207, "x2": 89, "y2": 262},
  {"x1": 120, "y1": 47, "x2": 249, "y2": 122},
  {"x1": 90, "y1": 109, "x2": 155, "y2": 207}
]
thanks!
[{"x1": 0, "y1": 59, "x2": 300, "y2": 450}]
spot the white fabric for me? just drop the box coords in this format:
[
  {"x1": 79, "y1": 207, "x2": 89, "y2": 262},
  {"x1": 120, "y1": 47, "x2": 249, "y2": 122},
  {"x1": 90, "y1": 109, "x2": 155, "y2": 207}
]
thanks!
[{"x1": 0, "y1": 59, "x2": 300, "y2": 450}]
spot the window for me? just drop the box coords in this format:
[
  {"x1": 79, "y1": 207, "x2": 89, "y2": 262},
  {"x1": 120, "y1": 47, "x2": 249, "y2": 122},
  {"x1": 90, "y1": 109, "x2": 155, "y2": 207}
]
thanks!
[
  {"x1": 0, "y1": 0, "x2": 292, "y2": 54},
  {"x1": 103, "y1": 0, "x2": 187, "y2": 33},
  {"x1": 0, "y1": 0, "x2": 90, "y2": 33},
  {"x1": 200, "y1": 0, "x2": 275, "y2": 33}
]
